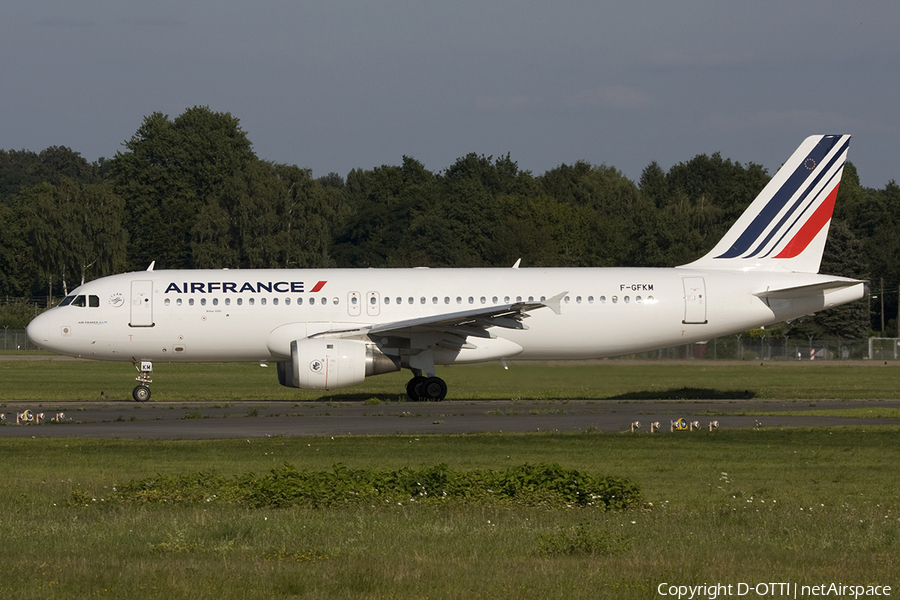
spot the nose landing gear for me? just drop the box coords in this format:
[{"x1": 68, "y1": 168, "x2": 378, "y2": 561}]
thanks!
[{"x1": 132, "y1": 360, "x2": 152, "y2": 402}]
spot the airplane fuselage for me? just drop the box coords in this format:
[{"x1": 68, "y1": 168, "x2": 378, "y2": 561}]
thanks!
[{"x1": 28, "y1": 267, "x2": 865, "y2": 364}]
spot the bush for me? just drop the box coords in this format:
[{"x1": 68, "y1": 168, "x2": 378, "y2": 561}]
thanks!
[{"x1": 98, "y1": 463, "x2": 642, "y2": 510}]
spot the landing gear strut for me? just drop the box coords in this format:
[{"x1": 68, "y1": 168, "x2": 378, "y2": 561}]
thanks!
[
  {"x1": 406, "y1": 375, "x2": 447, "y2": 401},
  {"x1": 132, "y1": 360, "x2": 152, "y2": 402}
]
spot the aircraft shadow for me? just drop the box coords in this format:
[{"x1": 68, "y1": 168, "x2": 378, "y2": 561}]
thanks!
[{"x1": 605, "y1": 387, "x2": 755, "y2": 400}]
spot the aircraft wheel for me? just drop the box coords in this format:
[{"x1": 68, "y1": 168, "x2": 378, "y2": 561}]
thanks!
[
  {"x1": 406, "y1": 376, "x2": 427, "y2": 401},
  {"x1": 423, "y1": 377, "x2": 447, "y2": 401},
  {"x1": 133, "y1": 384, "x2": 151, "y2": 402}
]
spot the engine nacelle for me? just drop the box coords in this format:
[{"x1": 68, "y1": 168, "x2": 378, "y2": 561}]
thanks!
[{"x1": 276, "y1": 338, "x2": 400, "y2": 389}]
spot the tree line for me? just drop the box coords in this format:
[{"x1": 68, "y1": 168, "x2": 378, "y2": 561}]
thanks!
[{"x1": 1, "y1": 106, "x2": 896, "y2": 337}]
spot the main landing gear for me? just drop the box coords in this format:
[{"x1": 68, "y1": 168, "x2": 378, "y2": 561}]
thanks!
[
  {"x1": 132, "y1": 360, "x2": 152, "y2": 402},
  {"x1": 406, "y1": 375, "x2": 448, "y2": 401}
]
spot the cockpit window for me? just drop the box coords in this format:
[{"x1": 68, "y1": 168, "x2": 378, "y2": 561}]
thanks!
[
  {"x1": 89, "y1": 295, "x2": 100, "y2": 307},
  {"x1": 58, "y1": 296, "x2": 75, "y2": 307},
  {"x1": 71, "y1": 295, "x2": 86, "y2": 307}
]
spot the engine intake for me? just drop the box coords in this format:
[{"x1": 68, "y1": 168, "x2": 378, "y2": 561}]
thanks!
[{"x1": 277, "y1": 338, "x2": 400, "y2": 389}]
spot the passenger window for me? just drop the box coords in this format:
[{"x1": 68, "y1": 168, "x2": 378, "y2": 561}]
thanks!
[
  {"x1": 516, "y1": 296, "x2": 522, "y2": 302},
  {"x1": 333, "y1": 298, "x2": 338, "y2": 305},
  {"x1": 249, "y1": 298, "x2": 255, "y2": 306},
  {"x1": 432, "y1": 297, "x2": 438, "y2": 304},
  {"x1": 480, "y1": 296, "x2": 486, "y2": 304},
  {"x1": 528, "y1": 296, "x2": 534, "y2": 302},
  {"x1": 588, "y1": 296, "x2": 594, "y2": 304},
  {"x1": 225, "y1": 298, "x2": 231, "y2": 306},
  {"x1": 384, "y1": 297, "x2": 390, "y2": 305},
  {"x1": 296, "y1": 298, "x2": 303, "y2": 305},
  {"x1": 600, "y1": 296, "x2": 606, "y2": 303},
  {"x1": 504, "y1": 296, "x2": 510, "y2": 303},
  {"x1": 285, "y1": 298, "x2": 290, "y2": 305},
  {"x1": 576, "y1": 296, "x2": 582, "y2": 304},
  {"x1": 456, "y1": 297, "x2": 462, "y2": 304},
  {"x1": 237, "y1": 298, "x2": 243, "y2": 306},
  {"x1": 492, "y1": 296, "x2": 498, "y2": 304},
  {"x1": 624, "y1": 296, "x2": 630, "y2": 303},
  {"x1": 189, "y1": 298, "x2": 195, "y2": 306},
  {"x1": 309, "y1": 297, "x2": 316, "y2": 306},
  {"x1": 201, "y1": 298, "x2": 207, "y2": 306},
  {"x1": 164, "y1": 298, "x2": 170, "y2": 306},
  {"x1": 468, "y1": 297, "x2": 474, "y2": 304},
  {"x1": 408, "y1": 297, "x2": 414, "y2": 305},
  {"x1": 420, "y1": 297, "x2": 426, "y2": 305},
  {"x1": 213, "y1": 298, "x2": 219, "y2": 306},
  {"x1": 272, "y1": 298, "x2": 278, "y2": 306},
  {"x1": 612, "y1": 296, "x2": 618, "y2": 304},
  {"x1": 177, "y1": 298, "x2": 183, "y2": 306},
  {"x1": 321, "y1": 297, "x2": 326, "y2": 305},
  {"x1": 444, "y1": 297, "x2": 450, "y2": 304},
  {"x1": 636, "y1": 296, "x2": 642, "y2": 304}
]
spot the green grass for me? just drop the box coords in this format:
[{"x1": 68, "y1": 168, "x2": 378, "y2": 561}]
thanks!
[
  {"x1": 726, "y1": 407, "x2": 900, "y2": 418},
  {"x1": 0, "y1": 429, "x2": 899, "y2": 599},
  {"x1": 2, "y1": 359, "x2": 900, "y2": 401},
  {"x1": 2, "y1": 360, "x2": 900, "y2": 597}
]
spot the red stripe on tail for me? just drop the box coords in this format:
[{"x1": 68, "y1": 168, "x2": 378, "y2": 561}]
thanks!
[{"x1": 773, "y1": 183, "x2": 840, "y2": 259}]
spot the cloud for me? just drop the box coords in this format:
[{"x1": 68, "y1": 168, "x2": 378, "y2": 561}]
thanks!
[
  {"x1": 710, "y1": 109, "x2": 867, "y2": 132},
  {"x1": 473, "y1": 94, "x2": 545, "y2": 110},
  {"x1": 649, "y1": 52, "x2": 756, "y2": 69},
  {"x1": 565, "y1": 85, "x2": 655, "y2": 110}
]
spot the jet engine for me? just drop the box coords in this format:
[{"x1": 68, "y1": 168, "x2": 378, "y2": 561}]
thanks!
[{"x1": 276, "y1": 338, "x2": 400, "y2": 389}]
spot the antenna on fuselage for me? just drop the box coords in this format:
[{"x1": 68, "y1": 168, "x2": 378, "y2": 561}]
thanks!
[
  {"x1": 511, "y1": 258, "x2": 521, "y2": 269},
  {"x1": 146, "y1": 261, "x2": 155, "y2": 271}
]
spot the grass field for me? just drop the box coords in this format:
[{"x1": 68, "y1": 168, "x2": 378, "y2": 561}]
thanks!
[
  {"x1": 2, "y1": 357, "x2": 900, "y2": 402},
  {"x1": 0, "y1": 429, "x2": 898, "y2": 599},
  {"x1": 1, "y1": 359, "x2": 899, "y2": 599}
]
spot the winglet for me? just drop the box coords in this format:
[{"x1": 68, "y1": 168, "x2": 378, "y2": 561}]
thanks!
[{"x1": 541, "y1": 291, "x2": 568, "y2": 315}]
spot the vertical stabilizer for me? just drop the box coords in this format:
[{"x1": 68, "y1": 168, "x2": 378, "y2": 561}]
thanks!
[{"x1": 681, "y1": 135, "x2": 850, "y2": 273}]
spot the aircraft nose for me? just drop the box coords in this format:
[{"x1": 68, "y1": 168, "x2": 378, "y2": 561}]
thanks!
[{"x1": 26, "y1": 312, "x2": 50, "y2": 348}]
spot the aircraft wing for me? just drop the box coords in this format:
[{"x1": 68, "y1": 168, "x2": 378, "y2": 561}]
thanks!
[{"x1": 311, "y1": 292, "x2": 566, "y2": 342}]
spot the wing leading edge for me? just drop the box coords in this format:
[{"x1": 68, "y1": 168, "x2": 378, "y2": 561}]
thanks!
[{"x1": 307, "y1": 292, "x2": 567, "y2": 376}]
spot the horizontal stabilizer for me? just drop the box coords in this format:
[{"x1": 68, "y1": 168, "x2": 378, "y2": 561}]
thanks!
[{"x1": 754, "y1": 279, "x2": 864, "y2": 300}]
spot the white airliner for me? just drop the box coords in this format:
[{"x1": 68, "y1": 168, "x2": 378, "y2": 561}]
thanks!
[{"x1": 27, "y1": 135, "x2": 866, "y2": 402}]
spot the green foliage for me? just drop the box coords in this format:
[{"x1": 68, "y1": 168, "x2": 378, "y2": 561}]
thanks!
[
  {"x1": 539, "y1": 523, "x2": 629, "y2": 556},
  {"x1": 0, "y1": 301, "x2": 42, "y2": 328},
  {"x1": 106, "y1": 463, "x2": 642, "y2": 510},
  {"x1": 15, "y1": 178, "x2": 126, "y2": 295},
  {"x1": 4, "y1": 108, "x2": 900, "y2": 337}
]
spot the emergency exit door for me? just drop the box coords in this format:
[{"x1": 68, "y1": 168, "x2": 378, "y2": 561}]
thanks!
[
  {"x1": 130, "y1": 280, "x2": 154, "y2": 327},
  {"x1": 682, "y1": 277, "x2": 708, "y2": 324}
]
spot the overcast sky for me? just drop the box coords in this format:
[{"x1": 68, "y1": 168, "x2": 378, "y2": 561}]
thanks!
[{"x1": 2, "y1": 1, "x2": 898, "y2": 187}]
